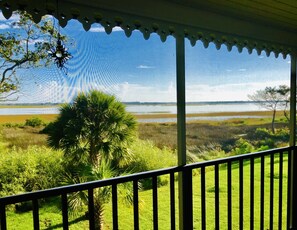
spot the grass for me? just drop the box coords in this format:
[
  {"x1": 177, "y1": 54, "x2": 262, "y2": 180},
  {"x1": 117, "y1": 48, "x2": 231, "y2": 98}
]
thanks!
[
  {"x1": 104, "y1": 154, "x2": 288, "y2": 230},
  {"x1": 4, "y1": 154, "x2": 288, "y2": 229},
  {"x1": 139, "y1": 120, "x2": 288, "y2": 150},
  {"x1": 1, "y1": 113, "x2": 287, "y2": 151},
  {"x1": 0, "y1": 114, "x2": 57, "y2": 124},
  {"x1": 1, "y1": 126, "x2": 48, "y2": 149}
]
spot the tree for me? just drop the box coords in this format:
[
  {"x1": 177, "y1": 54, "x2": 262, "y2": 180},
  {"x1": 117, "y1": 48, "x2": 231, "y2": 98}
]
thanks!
[
  {"x1": 248, "y1": 85, "x2": 290, "y2": 133},
  {"x1": 47, "y1": 90, "x2": 137, "y2": 228},
  {"x1": 0, "y1": 11, "x2": 65, "y2": 100}
]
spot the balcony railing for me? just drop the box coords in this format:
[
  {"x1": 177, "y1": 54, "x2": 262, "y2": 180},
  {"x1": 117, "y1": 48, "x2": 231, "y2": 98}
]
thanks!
[{"x1": 0, "y1": 146, "x2": 294, "y2": 229}]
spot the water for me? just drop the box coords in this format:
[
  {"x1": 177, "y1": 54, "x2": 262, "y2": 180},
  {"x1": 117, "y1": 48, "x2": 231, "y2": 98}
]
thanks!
[
  {"x1": 0, "y1": 102, "x2": 264, "y2": 115},
  {"x1": 126, "y1": 102, "x2": 265, "y2": 114},
  {"x1": 0, "y1": 102, "x2": 268, "y2": 122}
]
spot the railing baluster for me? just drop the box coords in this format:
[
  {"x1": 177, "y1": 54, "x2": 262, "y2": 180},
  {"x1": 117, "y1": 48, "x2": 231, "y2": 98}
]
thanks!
[
  {"x1": 239, "y1": 159, "x2": 243, "y2": 230},
  {"x1": 133, "y1": 180, "x2": 139, "y2": 230},
  {"x1": 227, "y1": 161, "x2": 232, "y2": 230},
  {"x1": 61, "y1": 193, "x2": 69, "y2": 230},
  {"x1": 270, "y1": 153, "x2": 274, "y2": 230},
  {"x1": 112, "y1": 184, "x2": 119, "y2": 230},
  {"x1": 32, "y1": 199, "x2": 39, "y2": 230},
  {"x1": 88, "y1": 189, "x2": 95, "y2": 230},
  {"x1": 250, "y1": 157, "x2": 254, "y2": 230},
  {"x1": 0, "y1": 204, "x2": 7, "y2": 230},
  {"x1": 152, "y1": 176, "x2": 158, "y2": 230},
  {"x1": 278, "y1": 151, "x2": 283, "y2": 230},
  {"x1": 260, "y1": 155, "x2": 265, "y2": 230},
  {"x1": 182, "y1": 168, "x2": 193, "y2": 229},
  {"x1": 287, "y1": 150, "x2": 292, "y2": 229},
  {"x1": 215, "y1": 164, "x2": 220, "y2": 230},
  {"x1": 201, "y1": 166, "x2": 206, "y2": 230},
  {"x1": 170, "y1": 172, "x2": 175, "y2": 230}
]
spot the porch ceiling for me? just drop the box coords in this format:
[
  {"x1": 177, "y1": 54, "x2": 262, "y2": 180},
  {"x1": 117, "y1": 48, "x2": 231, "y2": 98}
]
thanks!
[{"x1": 1, "y1": 0, "x2": 297, "y2": 56}]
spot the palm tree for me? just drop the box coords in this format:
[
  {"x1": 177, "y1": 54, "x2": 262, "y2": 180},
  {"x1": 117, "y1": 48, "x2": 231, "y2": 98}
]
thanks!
[
  {"x1": 47, "y1": 90, "x2": 137, "y2": 228},
  {"x1": 62, "y1": 159, "x2": 120, "y2": 229},
  {"x1": 48, "y1": 90, "x2": 137, "y2": 167}
]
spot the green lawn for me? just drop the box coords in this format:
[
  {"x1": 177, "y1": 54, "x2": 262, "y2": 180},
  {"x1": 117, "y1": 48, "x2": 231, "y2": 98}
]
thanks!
[{"x1": 5, "y1": 153, "x2": 288, "y2": 230}]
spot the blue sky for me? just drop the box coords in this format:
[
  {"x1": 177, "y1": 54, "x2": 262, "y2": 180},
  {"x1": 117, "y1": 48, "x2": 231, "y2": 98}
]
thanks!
[{"x1": 0, "y1": 13, "x2": 290, "y2": 103}]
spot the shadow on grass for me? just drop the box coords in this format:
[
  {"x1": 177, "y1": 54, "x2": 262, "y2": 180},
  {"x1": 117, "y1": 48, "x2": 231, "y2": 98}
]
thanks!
[{"x1": 45, "y1": 215, "x2": 86, "y2": 230}]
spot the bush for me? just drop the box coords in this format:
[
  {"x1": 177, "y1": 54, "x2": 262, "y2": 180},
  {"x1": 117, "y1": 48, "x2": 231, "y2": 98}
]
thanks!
[
  {"x1": 253, "y1": 127, "x2": 289, "y2": 149},
  {"x1": 25, "y1": 117, "x2": 44, "y2": 127},
  {"x1": 124, "y1": 139, "x2": 177, "y2": 190},
  {"x1": 0, "y1": 146, "x2": 64, "y2": 198},
  {"x1": 232, "y1": 138, "x2": 254, "y2": 155},
  {"x1": 125, "y1": 139, "x2": 177, "y2": 172},
  {"x1": 254, "y1": 128, "x2": 271, "y2": 139}
]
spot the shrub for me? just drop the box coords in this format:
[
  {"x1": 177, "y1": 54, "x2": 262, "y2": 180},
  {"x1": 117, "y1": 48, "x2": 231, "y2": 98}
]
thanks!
[
  {"x1": 0, "y1": 146, "x2": 64, "y2": 198},
  {"x1": 253, "y1": 127, "x2": 289, "y2": 149},
  {"x1": 254, "y1": 128, "x2": 271, "y2": 139},
  {"x1": 25, "y1": 117, "x2": 44, "y2": 127},
  {"x1": 125, "y1": 139, "x2": 177, "y2": 172},
  {"x1": 232, "y1": 138, "x2": 254, "y2": 155},
  {"x1": 124, "y1": 139, "x2": 177, "y2": 190}
]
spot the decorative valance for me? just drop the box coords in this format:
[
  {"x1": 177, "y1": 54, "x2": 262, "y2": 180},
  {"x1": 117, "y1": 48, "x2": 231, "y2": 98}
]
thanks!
[{"x1": 1, "y1": 0, "x2": 297, "y2": 58}]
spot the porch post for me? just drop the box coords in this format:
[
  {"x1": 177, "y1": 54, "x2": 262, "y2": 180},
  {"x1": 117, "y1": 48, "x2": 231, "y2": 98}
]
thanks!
[
  {"x1": 176, "y1": 35, "x2": 192, "y2": 230},
  {"x1": 290, "y1": 54, "x2": 297, "y2": 229}
]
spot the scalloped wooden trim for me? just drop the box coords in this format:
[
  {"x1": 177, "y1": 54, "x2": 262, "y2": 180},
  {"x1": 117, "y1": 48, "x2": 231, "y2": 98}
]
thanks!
[{"x1": 0, "y1": 0, "x2": 293, "y2": 58}]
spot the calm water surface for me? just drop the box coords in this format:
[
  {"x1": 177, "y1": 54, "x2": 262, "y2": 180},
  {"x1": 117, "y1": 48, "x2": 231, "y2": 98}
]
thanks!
[
  {"x1": 0, "y1": 102, "x2": 268, "y2": 122},
  {"x1": 0, "y1": 102, "x2": 265, "y2": 115}
]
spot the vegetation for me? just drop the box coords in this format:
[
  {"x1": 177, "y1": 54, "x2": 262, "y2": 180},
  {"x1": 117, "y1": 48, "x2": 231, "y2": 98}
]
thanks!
[
  {"x1": 0, "y1": 11, "x2": 66, "y2": 100},
  {"x1": 0, "y1": 146, "x2": 63, "y2": 198},
  {"x1": 3, "y1": 153, "x2": 288, "y2": 230},
  {"x1": 0, "y1": 104, "x2": 291, "y2": 229},
  {"x1": 248, "y1": 85, "x2": 290, "y2": 133},
  {"x1": 45, "y1": 90, "x2": 137, "y2": 229}
]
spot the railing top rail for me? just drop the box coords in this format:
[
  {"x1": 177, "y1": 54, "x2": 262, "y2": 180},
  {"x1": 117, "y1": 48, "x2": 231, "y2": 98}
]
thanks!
[
  {"x1": 184, "y1": 146, "x2": 293, "y2": 170},
  {"x1": 0, "y1": 146, "x2": 293, "y2": 205}
]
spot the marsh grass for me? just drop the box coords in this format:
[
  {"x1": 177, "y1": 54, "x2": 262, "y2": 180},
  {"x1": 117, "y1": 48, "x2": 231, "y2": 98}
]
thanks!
[
  {"x1": 1, "y1": 126, "x2": 48, "y2": 149},
  {"x1": 139, "y1": 121, "x2": 288, "y2": 152}
]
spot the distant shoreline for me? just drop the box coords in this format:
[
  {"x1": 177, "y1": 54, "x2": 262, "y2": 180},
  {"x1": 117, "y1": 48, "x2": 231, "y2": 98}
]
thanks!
[
  {"x1": 0, "y1": 100, "x2": 268, "y2": 108},
  {"x1": 0, "y1": 111, "x2": 280, "y2": 124}
]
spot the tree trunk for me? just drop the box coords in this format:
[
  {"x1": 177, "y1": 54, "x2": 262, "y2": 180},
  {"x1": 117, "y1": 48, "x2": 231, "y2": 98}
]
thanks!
[
  {"x1": 94, "y1": 197, "x2": 104, "y2": 229},
  {"x1": 272, "y1": 109, "x2": 276, "y2": 134}
]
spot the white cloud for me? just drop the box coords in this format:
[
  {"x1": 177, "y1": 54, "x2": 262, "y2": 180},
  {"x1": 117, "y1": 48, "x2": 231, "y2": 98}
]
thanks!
[
  {"x1": 238, "y1": 68, "x2": 247, "y2": 72},
  {"x1": 137, "y1": 65, "x2": 155, "y2": 69},
  {"x1": 0, "y1": 24, "x2": 9, "y2": 29},
  {"x1": 89, "y1": 25, "x2": 123, "y2": 33},
  {"x1": 21, "y1": 77, "x2": 290, "y2": 103},
  {"x1": 109, "y1": 82, "x2": 176, "y2": 102},
  {"x1": 186, "y1": 80, "x2": 289, "y2": 102}
]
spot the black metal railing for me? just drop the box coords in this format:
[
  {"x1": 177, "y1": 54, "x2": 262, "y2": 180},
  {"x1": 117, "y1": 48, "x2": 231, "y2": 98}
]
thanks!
[{"x1": 0, "y1": 146, "x2": 294, "y2": 229}]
